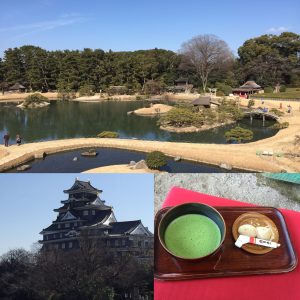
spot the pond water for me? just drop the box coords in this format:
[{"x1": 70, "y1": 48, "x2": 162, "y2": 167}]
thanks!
[
  {"x1": 0, "y1": 101, "x2": 278, "y2": 144},
  {"x1": 6, "y1": 148, "x2": 235, "y2": 173}
]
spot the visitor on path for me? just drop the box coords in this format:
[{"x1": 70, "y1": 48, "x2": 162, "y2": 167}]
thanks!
[
  {"x1": 16, "y1": 134, "x2": 22, "y2": 146},
  {"x1": 4, "y1": 133, "x2": 10, "y2": 147}
]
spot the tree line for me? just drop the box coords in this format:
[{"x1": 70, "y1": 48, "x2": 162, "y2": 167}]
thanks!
[
  {"x1": 0, "y1": 240, "x2": 153, "y2": 300},
  {"x1": 0, "y1": 31, "x2": 299, "y2": 95}
]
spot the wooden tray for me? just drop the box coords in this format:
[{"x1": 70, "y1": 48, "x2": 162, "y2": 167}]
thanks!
[{"x1": 154, "y1": 206, "x2": 297, "y2": 281}]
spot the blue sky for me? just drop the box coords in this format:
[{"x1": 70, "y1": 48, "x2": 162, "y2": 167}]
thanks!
[
  {"x1": 0, "y1": 0, "x2": 299, "y2": 56},
  {"x1": 0, "y1": 174, "x2": 153, "y2": 255}
]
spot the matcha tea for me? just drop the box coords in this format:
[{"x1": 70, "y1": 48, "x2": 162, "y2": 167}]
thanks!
[{"x1": 164, "y1": 214, "x2": 221, "y2": 259}]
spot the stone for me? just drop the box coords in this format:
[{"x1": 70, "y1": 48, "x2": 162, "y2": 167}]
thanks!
[
  {"x1": 174, "y1": 156, "x2": 181, "y2": 162},
  {"x1": 132, "y1": 160, "x2": 148, "y2": 170},
  {"x1": 128, "y1": 161, "x2": 136, "y2": 166},
  {"x1": 17, "y1": 164, "x2": 31, "y2": 171},
  {"x1": 219, "y1": 163, "x2": 233, "y2": 170},
  {"x1": 81, "y1": 149, "x2": 98, "y2": 157},
  {"x1": 73, "y1": 157, "x2": 78, "y2": 161},
  {"x1": 34, "y1": 152, "x2": 46, "y2": 159}
]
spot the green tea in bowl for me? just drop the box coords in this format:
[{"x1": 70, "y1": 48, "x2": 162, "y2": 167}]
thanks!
[{"x1": 158, "y1": 203, "x2": 225, "y2": 260}]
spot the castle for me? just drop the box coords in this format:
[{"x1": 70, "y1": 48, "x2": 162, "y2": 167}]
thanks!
[{"x1": 39, "y1": 179, "x2": 153, "y2": 259}]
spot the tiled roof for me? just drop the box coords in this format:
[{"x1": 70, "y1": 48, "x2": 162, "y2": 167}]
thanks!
[
  {"x1": 109, "y1": 220, "x2": 141, "y2": 234},
  {"x1": 64, "y1": 179, "x2": 102, "y2": 194}
]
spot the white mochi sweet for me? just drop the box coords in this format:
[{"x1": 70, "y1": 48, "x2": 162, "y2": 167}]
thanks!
[
  {"x1": 256, "y1": 226, "x2": 272, "y2": 240},
  {"x1": 238, "y1": 224, "x2": 257, "y2": 237}
]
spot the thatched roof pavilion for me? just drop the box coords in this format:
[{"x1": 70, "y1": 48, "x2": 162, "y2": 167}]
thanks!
[
  {"x1": 9, "y1": 83, "x2": 26, "y2": 93},
  {"x1": 232, "y1": 81, "x2": 262, "y2": 95}
]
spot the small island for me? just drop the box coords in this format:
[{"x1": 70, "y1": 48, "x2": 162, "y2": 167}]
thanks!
[
  {"x1": 158, "y1": 99, "x2": 243, "y2": 133},
  {"x1": 133, "y1": 103, "x2": 173, "y2": 116},
  {"x1": 17, "y1": 93, "x2": 50, "y2": 109}
]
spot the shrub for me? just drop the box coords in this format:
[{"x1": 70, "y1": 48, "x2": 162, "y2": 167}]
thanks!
[
  {"x1": 270, "y1": 122, "x2": 289, "y2": 129},
  {"x1": 24, "y1": 93, "x2": 48, "y2": 104},
  {"x1": 79, "y1": 84, "x2": 95, "y2": 97},
  {"x1": 247, "y1": 99, "x2": 255, "y2": 108},
  {"x1": 216, "y1": 90, "x2": 225, "y2": 97},
  {"x1": 97, "y1": 131, "x2": 119, "y2": 138},
  {"x1": 279, "y1": 85, "x2": 286, "y2": 92},
  {"x1": 218, "y1": 100, "x2": 244, "y2": 121},
  {"x1": 264, "y1": 87, "x2": 273, "y2": 93},
  {"x1": 158, "y1": 107, "x2": 203, "y2": 128},
  {"x1": 22, "y1": 93, "x2": 49, "y2": 107},
  {"x1": 269, "y1": 108, "x2": 284, "y2": 117},
  {"x1": 144, "y1": 80, "x2": 163, "y2": 95},
  {"x1": 57, "y1": 81, "x2": 76, "y2": 100},
  {"x1": 146, "y1": 151, "x2": 167, "y2": 169},
  {"x1": 225, "y1": 126, "x2": 253, "y2": 143},
  {"x1": 216, "y1": 82, "x2": 232, "y2": 96}
]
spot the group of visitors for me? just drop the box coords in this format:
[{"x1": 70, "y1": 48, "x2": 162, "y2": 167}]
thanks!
[{"x1": 3, "y1": 133, "x2": 22, "y2": 147}]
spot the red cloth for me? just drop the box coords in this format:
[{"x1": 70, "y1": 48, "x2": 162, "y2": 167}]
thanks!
[{"x1": 154, "y1": 187, "x2": 300, "y2": 300}]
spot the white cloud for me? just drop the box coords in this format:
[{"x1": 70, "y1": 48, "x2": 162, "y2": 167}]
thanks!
[
  {"x1": 266, "y1": 26, "x2": 288, "y2": 34},
  {"x1": 0, "y1": 14, "x2": 85, "y2": 37}
]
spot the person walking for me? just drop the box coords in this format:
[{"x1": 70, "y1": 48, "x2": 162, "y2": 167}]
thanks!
[
  {"x1": 16, "y1": 134, "x2": 22, "y2": 146},
  {"x1": 4, "y1": 133, "x2": 10, "y2": 147}
]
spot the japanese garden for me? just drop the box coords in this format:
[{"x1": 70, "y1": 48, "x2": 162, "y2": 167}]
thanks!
[{"x1": 0, "y1": 32, "x2": 299, "y2": 173}]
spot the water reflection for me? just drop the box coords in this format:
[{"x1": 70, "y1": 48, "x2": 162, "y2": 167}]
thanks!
[{"x1": 0, "y1": 101, "x2": 278, "y2": 144}]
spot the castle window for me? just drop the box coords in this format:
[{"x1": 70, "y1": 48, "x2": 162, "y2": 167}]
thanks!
[
  {"x1": 60, "y1": 233, "x2": 63, "y2": 238},
  {"x1": 57, "y1": 224, "x2": 61, "y2": 229},
  {"x1": 115, "y1": 240, "x2": 119, "y2": 246},
  {"x1": 83, "y1": 210, "x2": 89, "y2": 216},
  {"x1": 92, "y1": 210, "x2": 95, "y2": 215},
  {"x1": 122, "y1": 239, "x2": 126, "y2": 246},
  {"x1": 106, "y1": 240, "x2": 110, "y2": 246},
  {"x1": 62, "y1": 243, "x2": 65, "y2": 249},
  {"x1": 53, "y1": 234, "x2": 56, "y2": 239},
  {"x1": 69, "y1": 242, "x2": 73, "y2": 249},
  {"x1": 65, "y1": 223, "x2": 70, "y2": 228},
  {"x1": 45, "y1": 235, "x2": 48, "y2": 240}
]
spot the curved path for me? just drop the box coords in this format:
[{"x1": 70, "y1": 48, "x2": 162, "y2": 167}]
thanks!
[{"x1": 0, "y1": 112, "x2": 299, "y2": 173}]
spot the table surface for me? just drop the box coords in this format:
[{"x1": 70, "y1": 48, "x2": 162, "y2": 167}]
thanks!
[{"x1": 154, "y1": 187, "x2": 300, "y2": 300}]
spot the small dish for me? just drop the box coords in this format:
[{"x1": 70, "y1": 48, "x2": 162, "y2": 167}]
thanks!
[{"x1": 232, "y1": 212, "x2": 279, "y2": 254}]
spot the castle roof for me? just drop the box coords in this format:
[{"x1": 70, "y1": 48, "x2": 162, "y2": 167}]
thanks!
[{"x1": 64, "y1": 179, "x2": 102, "y2": 195}]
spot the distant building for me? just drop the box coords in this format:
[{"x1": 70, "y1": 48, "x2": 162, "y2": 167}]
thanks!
[
  {"x1": 39, "y1": 179, "x2": 153, "y2": 259},
  {"x1": 191, "y1": 96, "x2": 212, "y2": 108},
  {"x1": 167, "y1": 78, "x2": 193, "y2": 93},
  {"x1": 232, "y1": 81, "x2": 262, "y2": 97},
  {"x1": 9, "y1": 83, "x2": 26, "y2": 93},
  {"x1": 107, "y1": 85, "x2": 128, "y2": 95}
]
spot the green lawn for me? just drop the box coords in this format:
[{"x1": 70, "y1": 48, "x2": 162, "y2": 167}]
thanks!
[{"x1": 251, "y1": 88, "x2": 300, "y2": 99}]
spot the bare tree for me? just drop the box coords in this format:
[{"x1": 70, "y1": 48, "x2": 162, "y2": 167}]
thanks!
[{"x1": 180, "y1": 34, "x2": 233, "y2": 92}]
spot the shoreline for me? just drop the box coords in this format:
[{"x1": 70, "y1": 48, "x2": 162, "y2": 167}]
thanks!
[{"x1": 160, "y1": 120, "x2": 236, "y2": 133}]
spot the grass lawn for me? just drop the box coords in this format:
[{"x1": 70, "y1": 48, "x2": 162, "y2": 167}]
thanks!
[{"x1": 252, "y1": 88, "x2": 300, "y2": 99}]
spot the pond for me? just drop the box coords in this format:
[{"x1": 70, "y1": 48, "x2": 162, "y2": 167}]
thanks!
[
  {"x1": 6, "y1": 148, "x2": 237, "y2": 173},
  {"x1": 0, "y1": 101, "x2": 278, "y2": 144}
]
